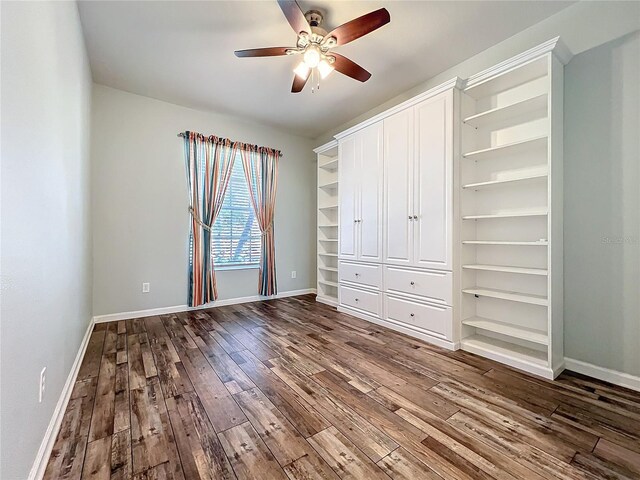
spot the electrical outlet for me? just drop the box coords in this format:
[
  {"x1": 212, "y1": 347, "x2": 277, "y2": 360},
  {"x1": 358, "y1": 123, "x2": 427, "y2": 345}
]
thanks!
[
  {"x1": 39, "y1": 367, "x2": 46, "y2": 403},
  {"x1": 291, "y1": 271, "x2": 297, "y2": 279},
  {"x1": 142, "y1": 282, "x2": 150, "y2": 293}
]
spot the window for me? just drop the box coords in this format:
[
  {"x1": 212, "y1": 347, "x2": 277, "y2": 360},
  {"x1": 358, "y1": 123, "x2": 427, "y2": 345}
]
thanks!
[{"x1": 211, "y1": 155, "x2": 261, "y2": 267}]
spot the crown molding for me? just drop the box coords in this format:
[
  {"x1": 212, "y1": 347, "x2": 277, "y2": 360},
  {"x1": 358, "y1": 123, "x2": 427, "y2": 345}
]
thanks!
[
  {"x1": 313, "y1": 139, "x2": 338, "y2": 154},
  {"x1": 334, "y1": 76, "x2": 463, "y2": 140},
  {"x1": 464, "y1": 36, "x2": 573, "y2": 91}
]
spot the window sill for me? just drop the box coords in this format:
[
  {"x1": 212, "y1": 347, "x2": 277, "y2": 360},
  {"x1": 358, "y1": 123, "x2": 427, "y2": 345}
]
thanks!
[{"x1": 216, "y1": 264, "x2": 260, "y2": 272}]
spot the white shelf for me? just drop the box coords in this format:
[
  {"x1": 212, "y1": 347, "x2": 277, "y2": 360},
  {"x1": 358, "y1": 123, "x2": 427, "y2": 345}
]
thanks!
[
  {"x1": 462, "y1": 287, "x2": 548, "y2": 306},
  {"x1": 319, "y1": 204, "x2": 338, "y2": 211},
  {"x1": 318, "y1": 280, "x2": 339, "y2": 288},
  {"x1": 319, "y1": 266, "x2": 338, "y2": 273},
  {"x1": 463, "y1": 135, "x2": 547, "y2": 161},
  {"x1": 319, "y1": 158, "x2": 338, "y2": 171},
  {"x1": 318, "y1": 224, "x2": 338, "y2": 228},
  {"x1": 462, "y1": 210, "x2": 547, "y2": 220},
  {"x1": 462, "y1": 264, "x2": 548, "y2": 276},
  {"x1": 319, "y1": 239, "x2": 338, "y2": 243},
  {"x1": 318, "y1": 253, "x2": 338, "y2": 258},
  {"x1": 319, "y1": 180, "x2": 339, "y2": 190},
  {"x1": 462, "y1": 316, "x2": 548, "y2": 345},
  {"x1": 462, "y1": 240, "x2": 548, "y2": 246},
  {"x1": 462, "y1": 172, "x2": 547, "y2": 189},
  {"x1": 461, "y1": 334, "x2": 547, "y2": 366},
  {"x1": 464, "y1": 94, "x2": 548, "y2": 129},
  {"x1": 464, "y1": 56, "x2": 548, "y2": 99}
]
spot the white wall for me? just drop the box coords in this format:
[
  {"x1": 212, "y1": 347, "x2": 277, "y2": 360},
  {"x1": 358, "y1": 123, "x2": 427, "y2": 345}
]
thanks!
[
  {"x1": 564, "y1": 31, "x2": 640, "y2": 376},
  {"x1": 91, "y1": 85, "x2": 317, "y2": 317},
  {"x1": 0, "y1": 2, "x2": 93, "y2": 479}
]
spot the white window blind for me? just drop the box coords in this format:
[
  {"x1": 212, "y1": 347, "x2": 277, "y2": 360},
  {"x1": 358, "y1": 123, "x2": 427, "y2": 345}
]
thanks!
[{"x1": 212, "y1": 155, "x2": 261, "y2": 266}]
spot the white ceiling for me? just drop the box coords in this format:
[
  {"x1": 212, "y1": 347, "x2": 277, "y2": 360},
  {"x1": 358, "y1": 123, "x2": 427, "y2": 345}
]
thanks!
[{"x1": 78, "y1": 1, "x2": 574, "y2": 138}]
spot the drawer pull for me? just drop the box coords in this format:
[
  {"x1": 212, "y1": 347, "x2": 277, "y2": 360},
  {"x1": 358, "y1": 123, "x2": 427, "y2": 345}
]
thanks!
[
  {"x1": 355, "y1": 298, "x2": 359, "y2": 302},
  {"x1": 355, "y1": 273, "x2": 360, "y2": 277},
  {"x1": 410, "y1": 313, "x2": 415, "y2": 317},
  {"x1": 410, "y1": 281, "x2": 415, "y2": 286}
]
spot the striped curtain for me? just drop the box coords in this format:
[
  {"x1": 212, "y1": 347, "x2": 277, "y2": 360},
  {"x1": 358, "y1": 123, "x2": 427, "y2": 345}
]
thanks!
[
  {"x1": 183, "y1": 132, "x2": 237, "y2": 306},
  {"x1": 240, "y1": 146, "x2": 280, "y2": 296}
]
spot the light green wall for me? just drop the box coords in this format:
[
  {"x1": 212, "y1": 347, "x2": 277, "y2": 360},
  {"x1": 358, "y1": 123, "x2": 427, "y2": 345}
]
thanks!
[
  {"x1": 564, "y1": 31, "x2": 640, "y2": 375},
  {"x1": 0, "y1": 2, "x2": 93, "y2": 478},
  {"x1": 91, "y1": 85, "x2": 317, "y2": 316}
]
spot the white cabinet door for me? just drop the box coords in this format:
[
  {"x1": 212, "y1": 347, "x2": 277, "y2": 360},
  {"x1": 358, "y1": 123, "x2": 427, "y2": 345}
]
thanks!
[
  {"x1": 383, "y1": 109, "x2": 414, "y2": 266},
  {"x1": 338, "y1": 135, "x2": 358, "y2": 260},
  {"x1": 358, "y1": 123, "x2": 384, "y2": 262},
  {"x1": 413, "y1": 91, "x2": 453, "y2": 270}
]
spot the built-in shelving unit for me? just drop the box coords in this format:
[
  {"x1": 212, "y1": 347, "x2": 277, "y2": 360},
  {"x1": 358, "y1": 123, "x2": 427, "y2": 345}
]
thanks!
[
  {"x1": 315, "y1": 140, "x2": 340, "y2": 306},
  {"x1": 457, "y1": 38, "x2": 570, "y2": 379}
]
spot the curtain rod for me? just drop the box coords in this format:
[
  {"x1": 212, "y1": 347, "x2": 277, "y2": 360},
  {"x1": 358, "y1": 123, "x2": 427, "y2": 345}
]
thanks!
[{"x1": 177, "y1": 132, "x2": 283, "y2": 156}]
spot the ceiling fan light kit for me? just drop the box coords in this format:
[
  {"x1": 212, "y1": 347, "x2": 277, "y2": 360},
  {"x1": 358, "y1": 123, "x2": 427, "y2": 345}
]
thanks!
[{"x1": 234, "y1": 0, "x2": 390, "y2": 93}]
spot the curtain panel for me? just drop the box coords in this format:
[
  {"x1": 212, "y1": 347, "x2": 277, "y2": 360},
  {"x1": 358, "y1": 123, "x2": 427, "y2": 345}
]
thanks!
[
  {"x1": 240, "y1": 145, "x2": 280, "y2": 296},
  {"x1": 183, "y1": 132, "x2": 237, "y2": 306}
]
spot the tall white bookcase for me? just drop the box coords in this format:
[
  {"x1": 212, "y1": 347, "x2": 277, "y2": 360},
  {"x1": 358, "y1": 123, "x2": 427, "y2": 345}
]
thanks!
[
  {"x1": 315, "y1": 140, "x2": 340, "y2": 306},
  {"x1": 458, "y1": 38, "x2": 571, "y2": 379}
]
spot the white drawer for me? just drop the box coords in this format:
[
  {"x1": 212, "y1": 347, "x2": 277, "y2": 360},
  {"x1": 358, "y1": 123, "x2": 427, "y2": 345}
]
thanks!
[
  {"x1": 340, "y1": 285, "x2": 381, "y2": 317},
  {"x1": 384, "y1": 294, "x2": 452, "y2": 339},
  {"x1": 384, "y1": 266, "x2": 452, "y2": 305},
  {"x1": 339, "y1": 261, "x2": 382, "y2": 290}
]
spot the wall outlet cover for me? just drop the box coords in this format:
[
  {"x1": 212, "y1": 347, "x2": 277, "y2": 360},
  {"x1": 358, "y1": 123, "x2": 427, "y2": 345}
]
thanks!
[
  {"x1": 291, "y1": 271, "x2": 297, "y2": 279},
  {"x1": 142, "y1": 282, "x2": 150, "y2": 293},
  {"x1": 39, "y1": 367, "x2": 46, "y2": 403}
]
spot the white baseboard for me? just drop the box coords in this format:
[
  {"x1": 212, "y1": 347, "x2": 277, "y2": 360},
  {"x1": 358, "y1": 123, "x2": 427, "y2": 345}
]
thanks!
[
  {"x1": 93, "y1": 288, "x2": 316, "y2": 323},
  {"x1": 564, "y1": 358, "x2": 640, "y2": 392},
  {"x1": 29, "y1": 318, "x2": 96, "y2": 480}
]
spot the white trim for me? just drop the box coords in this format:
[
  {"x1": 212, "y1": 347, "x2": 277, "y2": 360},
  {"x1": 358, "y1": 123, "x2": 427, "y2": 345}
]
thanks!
[
  {"x1": 93, "y1": 288, "x2": 317, "y2": 323},
  {"x1": 313, "y1": 139, "x2": 338, "y2": 154},
  {"x1": 464, "y1": 37, "x2": 573, "y2": 91},
  {"x1": 337, "y1": 306, "x2": 459, "y2": 351},
  {"x1": 565, "y1": 358, "x2": 640, "y2": 393},
  {"x1": 316, "y1": 295, "x2": 338, "y2": 307},
  {"x1": 29, "y1": 318, "x2": 96, "y2": 480},
  {"x1": 333, "y1": 77, "x2": 463, "y2": 140}
]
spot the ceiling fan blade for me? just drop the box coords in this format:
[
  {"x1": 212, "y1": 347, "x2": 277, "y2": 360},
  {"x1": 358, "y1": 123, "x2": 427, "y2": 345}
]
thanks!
[
  {"x1": 324, "y1": 8, "x2": 390, "y2": 46},
  {"x1": 234, "y1": 47, "x2": 291, "y2": 58},
  {"x1": 277, "y1": 0, "x2": 311, "y2": 35},
  {"x1": 291, "y1": 74, "x2": 309, "y2": 93},
  {"x1": 331, "y1": 53, "x2": 371, "y2": 82}
]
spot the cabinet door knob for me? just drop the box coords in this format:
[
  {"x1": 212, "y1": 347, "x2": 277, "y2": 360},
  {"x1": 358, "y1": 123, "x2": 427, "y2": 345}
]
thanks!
[
  {"x1": 355, "y1": 273, "x2": 360, "y2": 277},
  {"x1": 413, "y1": 215, "x2": 418, "y2": 220},
  {"x1": 408, "y1": 216, "x2": 413, "y2": 220},
  {"x1": 410, "y1": 281, "x2": 415, "y2": 286},
  {"x1": 355, "y1": 298, "x2": 359, "y2": 302},
  {"x1": 410, "y1": 313, "x2": 415, "y2": 317}
]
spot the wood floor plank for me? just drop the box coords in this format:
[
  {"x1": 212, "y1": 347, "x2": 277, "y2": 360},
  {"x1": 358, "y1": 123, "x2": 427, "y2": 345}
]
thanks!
[
  {"x1": 82, "y1": 436, "x2": 112, "y2": 480},
  {"x1": 307, "y1": 426, "x2": 391, "y2": 480},
  {"x1": 218, "y1": 422, "x2": 287, "y2": 480},
  {"x1": 166, "y1": 392, "x2": 236, "y2": 479},
  {"x1": 43, "y1": 295, "x2": 640, "y2": 480}
]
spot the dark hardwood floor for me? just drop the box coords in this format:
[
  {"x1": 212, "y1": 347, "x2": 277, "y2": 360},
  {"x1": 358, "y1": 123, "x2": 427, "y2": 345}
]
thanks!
[{"x1": 44, "y1": 294, "x2": 640, "y2": 479}]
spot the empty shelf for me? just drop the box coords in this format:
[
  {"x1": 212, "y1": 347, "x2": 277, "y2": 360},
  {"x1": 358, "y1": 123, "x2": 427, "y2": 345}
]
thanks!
[
  {"x1": 318, "y1": 224, "x2": 338, "y2": 228},
  {"x1": 462, "y1": 316, "x2": 548, "y2": 345},
  {"x1": 319, "y1": 158, "x2": 339, "y2": 171},
  {"x1": 462, "y1": 210, "x2": 547, "y2": 220},
  {"x1": 463, "y1": 135, "x2": 547, "y2": 160},
  {"x1": 319, "y1": 181, "x2": 339, "y2": 189},
  {"x1": 462, "y1": 287, "x2": 548, "y2": 306},
  {"x1": 318, "y1": 280, "x2": 338, "y2": 288},
  {"x1": 318, "y1": 253, "x2": 338, "y2": 257},
  {"x1": 461, "y1": 334, "x2": 547, "y2": 366},
  {"x1": 462, "y1": 172, "x2": 547, "y2": 189},
  {"x1": 463, "y1": 94, "x2": 548, "y2": 129},
  {"x1": 319, "y1": 239, "x2": 338, "y2": 242},
  {"x1": 462, "y1": 240, "x2": 548, "y2": 246},
  {"x1": 318, "y1": 204, "x2": 338, "y2": 210},
  {"x1": 462, "y1": 264, "x2": 548, "y2": 276},
  {"x1": 464, "y1": 56, "x2": 548, "y2": 99},
  {"x1": 318, "y1": 266, "x2": 338, "y2": 272}
]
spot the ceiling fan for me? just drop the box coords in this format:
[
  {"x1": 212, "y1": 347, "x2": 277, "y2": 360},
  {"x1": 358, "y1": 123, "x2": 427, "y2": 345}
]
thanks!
[{"x1": 234, "y1": 1, "x2": 391, "y2": 93}]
